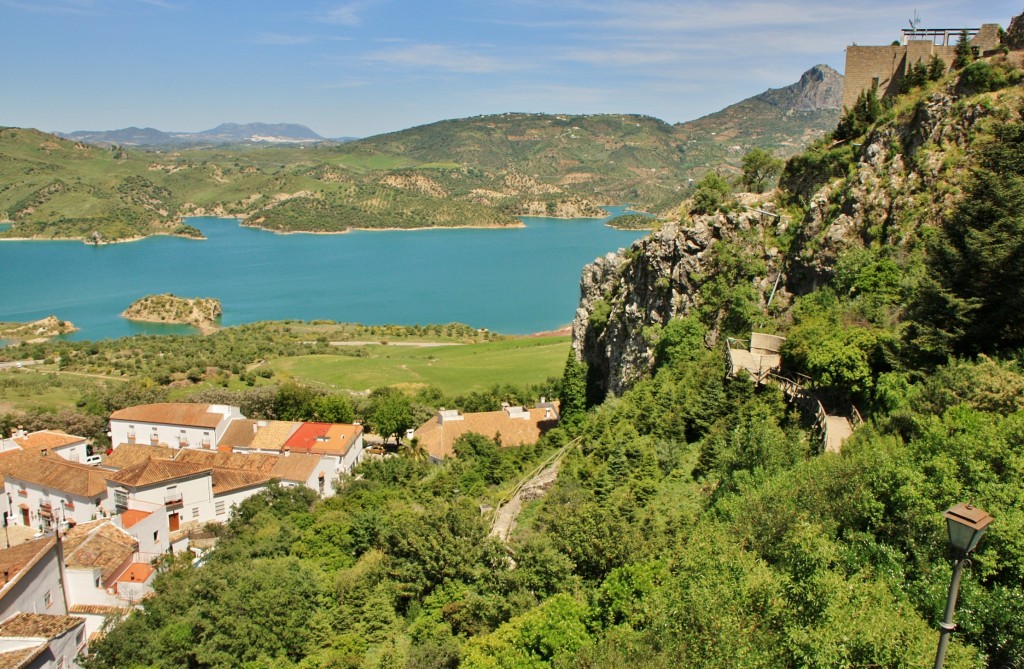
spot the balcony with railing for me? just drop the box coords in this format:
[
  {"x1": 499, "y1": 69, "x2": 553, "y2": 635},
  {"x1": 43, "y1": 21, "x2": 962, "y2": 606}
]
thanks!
[{"x1": 164, "y1": 492, "x2": 183, "y2": 506}]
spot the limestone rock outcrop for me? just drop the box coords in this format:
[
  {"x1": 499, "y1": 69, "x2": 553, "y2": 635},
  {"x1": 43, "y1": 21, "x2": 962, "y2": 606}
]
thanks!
[{"x1": 572, "y1": 81, "x2": 1004, "y2": 397}]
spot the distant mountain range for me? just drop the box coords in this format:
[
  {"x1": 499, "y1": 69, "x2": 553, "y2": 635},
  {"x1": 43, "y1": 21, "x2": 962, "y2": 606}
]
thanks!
[
  {"x1": 57, "y1": 122, "x2": 351, "y2": 146},
  {"x1": 56, "y1": 65, "x2": 842, "y2": 152}
]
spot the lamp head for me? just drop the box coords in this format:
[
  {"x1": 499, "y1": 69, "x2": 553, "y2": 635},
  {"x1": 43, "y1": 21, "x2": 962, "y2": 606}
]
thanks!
[{"x1": 944, "y1": 503, "x2": 993, "y2": 556}]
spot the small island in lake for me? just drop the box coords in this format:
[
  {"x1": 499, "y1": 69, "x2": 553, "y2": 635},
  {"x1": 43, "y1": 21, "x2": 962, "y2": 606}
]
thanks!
[
  {"x1": 606, "y1": 213, "x2": 657, "y2": 230},
  {"x1": 0, "y1": 315, "x2": 77, "y2": 342},
  {"x1": 122, "y1": 294, "x2": 222, "y2": 334}
]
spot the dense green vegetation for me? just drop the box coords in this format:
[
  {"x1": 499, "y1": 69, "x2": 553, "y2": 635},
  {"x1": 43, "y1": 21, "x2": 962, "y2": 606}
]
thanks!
[
  {"x1": 604, "y1": 213, "x2": 655, "y2": 230},
  {"x1": 72, "y1": 54, "x2": 1024, "y2": 669}
]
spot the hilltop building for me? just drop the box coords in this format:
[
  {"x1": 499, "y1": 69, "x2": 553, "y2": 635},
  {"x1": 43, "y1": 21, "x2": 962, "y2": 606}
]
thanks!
[{"x1": 842, "y1": 24, "x2": 1003, "y2": 108}]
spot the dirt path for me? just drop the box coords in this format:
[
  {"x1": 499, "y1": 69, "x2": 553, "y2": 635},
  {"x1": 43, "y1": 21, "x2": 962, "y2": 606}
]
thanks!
[{"x1": 490, "y1": 446, "x2": 570, "y2": 541}]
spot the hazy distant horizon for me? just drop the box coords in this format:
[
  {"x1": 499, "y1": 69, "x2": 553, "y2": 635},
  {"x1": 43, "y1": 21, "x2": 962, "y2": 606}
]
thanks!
[{"x1": 3, "y1": 1, "x2": 1017, "y2": 138}]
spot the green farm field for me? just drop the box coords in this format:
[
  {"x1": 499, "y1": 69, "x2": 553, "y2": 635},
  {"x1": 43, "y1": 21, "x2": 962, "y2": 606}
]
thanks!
[{"x1": 269, "y1": 336, "x2": 570, "y2": 394}]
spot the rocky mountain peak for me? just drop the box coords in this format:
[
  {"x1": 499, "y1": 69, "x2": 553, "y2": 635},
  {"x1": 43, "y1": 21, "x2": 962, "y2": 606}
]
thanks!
[{"x1": 756, "y1": 64, "x2": 844, "y2": 112}]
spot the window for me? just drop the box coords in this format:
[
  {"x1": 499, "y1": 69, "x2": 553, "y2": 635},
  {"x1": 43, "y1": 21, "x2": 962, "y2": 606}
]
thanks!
[
  {"x1": 114, "y1": 488, "x2": 128, "y2": 510},
  {"x1": 95, "y1": 577, "x2": 101, "y2": 588},
  {"x1": 44, "y1": 590, "x2": 52, "y2": 607},
  {"x1": 153, "y1": 531, "x2": 159, "y2": 542},
  {"x1": 192, "y1": 507, "x2": 200, "y2": 519},
  {"x1": 215, "y1": 500, "x2": 225, "y2": 515}
]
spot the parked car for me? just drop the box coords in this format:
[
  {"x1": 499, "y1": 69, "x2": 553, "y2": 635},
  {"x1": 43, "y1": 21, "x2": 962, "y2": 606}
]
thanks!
[{"x1": 83, "y1": 454, "x2": 102, "y2": 466}]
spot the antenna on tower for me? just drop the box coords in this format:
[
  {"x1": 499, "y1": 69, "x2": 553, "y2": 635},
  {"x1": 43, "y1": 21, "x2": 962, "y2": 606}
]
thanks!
[{"x1": 908, "y1": 10, "x2": 922, "y2": 37}]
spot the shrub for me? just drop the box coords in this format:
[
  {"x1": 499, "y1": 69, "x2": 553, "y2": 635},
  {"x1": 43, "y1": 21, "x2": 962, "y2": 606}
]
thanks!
[
  {"x1": 690, "y1": 173, "x2": 733, "y2": 215},
  {"x1": 956, "y1": 60, "x2": 1023, "y2": 95}
]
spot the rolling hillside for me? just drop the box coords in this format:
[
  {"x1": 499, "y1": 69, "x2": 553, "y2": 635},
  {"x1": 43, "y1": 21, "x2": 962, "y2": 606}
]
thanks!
[{"x1": 0, "y1": 65, "x2": 841, "y2": 242}]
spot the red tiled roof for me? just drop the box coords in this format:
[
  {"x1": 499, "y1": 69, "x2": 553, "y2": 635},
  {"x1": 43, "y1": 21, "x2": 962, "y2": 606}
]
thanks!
[
  {"x1": 211, "y1": 468, "x2": 269, "y2": 495},
  {"x1": 119, "y1": 509, "x2": 152, "y2": 529},
  {"x1": 0, "y1": 612, "x2": 84, "y2": 639},
  {"x1": 219, "y1": 419, "x2": 259, "y2": 449},
  {"x1": 12, "y1": 430, "x2": 87, "y2": 452},
  {"x1": 69, "y1": 604, "x2": 125, "y2": 615},
  {"x1": 0, "y1": 537, "x2": 57, "y2": 596},
  {"x1": 105, "y1": 443, "x2": 177, "y2": 469},
  {"x1": 3, "y1": 456, "x2": 108, "y2": 497},
  {"x1": 268, "y1": 453, "x2": 321, "y2": 483},
  {"x1": 0, "y1": 643, "x2": 47, "y2": 669},
  {"x1": 105, "y1": 459, "x2": 211, "y2": 488},
  {"x1": 173, "y1": 449, "x2": 280, "y2": 474},
  {"x1": 116, "y1": 563, "x2": 154, "y2": 584},
  {"x1": 63, "y1": 521, "x2": 138, "y2": 581},
  {"x1": 285, "y1": 422, "x2": 362, "y2": 456},
  {"x1": 109, "y1": 403, "x2": 224, "y2": 429}
]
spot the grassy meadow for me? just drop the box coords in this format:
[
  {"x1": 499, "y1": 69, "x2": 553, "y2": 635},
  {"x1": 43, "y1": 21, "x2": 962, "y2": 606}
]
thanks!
[{"x1": 269, "y1": 335, "x2": 570, "y2": 394}]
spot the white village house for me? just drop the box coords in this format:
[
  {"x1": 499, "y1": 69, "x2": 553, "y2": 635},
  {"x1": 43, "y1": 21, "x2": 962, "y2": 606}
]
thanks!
[
  {"x1": 2, "y1": 457, "x2": 109, "y2": 532},
  {"x1": 108, "y1": 403, "x2": 242, "y2": 450}
]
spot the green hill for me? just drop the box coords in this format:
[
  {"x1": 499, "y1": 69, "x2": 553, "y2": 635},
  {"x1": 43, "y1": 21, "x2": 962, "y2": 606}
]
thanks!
[{"x1": 0, "y1": 66, "x2": 840, "y2": 242}]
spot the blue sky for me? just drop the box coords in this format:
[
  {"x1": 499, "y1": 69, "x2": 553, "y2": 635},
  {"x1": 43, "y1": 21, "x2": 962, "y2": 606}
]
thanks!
[{"x1": 2, "y1": 0, "x2": 1017, "y2": 138}]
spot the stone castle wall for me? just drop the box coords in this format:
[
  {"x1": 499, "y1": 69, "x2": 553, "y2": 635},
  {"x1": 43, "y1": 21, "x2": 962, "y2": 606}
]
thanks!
[{"x1": 842, "y1": 24, "x2": 1003, "y2": 109}]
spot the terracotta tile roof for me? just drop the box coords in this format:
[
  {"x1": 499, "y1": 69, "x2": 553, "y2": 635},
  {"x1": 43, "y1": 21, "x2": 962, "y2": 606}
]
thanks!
[
  {"x1": 415, "y1": 406, "x2": 558, "y2": 460},
  {"x1": 219, "y1": 419, "x2": 259, "y2": 449},
  {"x1": 116, "y1": 563, "x2": 154, "y2": 584},
  {"x1": 105, "y1": 444, "x2": 177, "y2": 469},
  {"x1": 169, "y1": 447, "x2": 321, "y2": 484},
  {"x1": 68, "y1": 604, "x2": 125, "y2": 615},
  {"x1": 173, "y1": 449, "x2": 281, "y2": 475},
  {"x1": 285, "y1": 422, "x2": 362, "y2": 456},
  {"x1": 269, "y1": 453, "x2": 321, "y2": 483},
  {"x1": 0, "y1": 450, "x2": 47, "y2": 479},
  {"x1": 109, "y1": 403, "x2": 224, "y2": 429},
  {"x1": 119, "y1": 509, "x2": 152, "y2": 529},
  {"x1": 3, "y1": 456, "x2": 108, "y2": 497},
  {"x1": 0, "y1": 643, "x2": 47, "y2": 669},
  {"x1": 63, "y1": 521, "x2": 138, "y2": 581},
  {"x1": 105, "y1": 460, "x2": 211, "y2": 488},
  {"x1": 211, "y1": 468, "x2": 269, "y2": 495},
  {"x1": 0, "y1": 612, "x2": 85, "y2": 639},
  {"x1": 0, "y1": 537, "x2": 57, "y2": 595},
  {"x1": 247, "y1": 421, "x2": 301, "y2": 451},
  {"x1": 12, "y1": 431, "x2": 87, "y2": 452}
]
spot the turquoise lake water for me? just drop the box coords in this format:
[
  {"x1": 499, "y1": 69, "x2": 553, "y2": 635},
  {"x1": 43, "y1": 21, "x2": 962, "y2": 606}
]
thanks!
[{"x1": 0, "y1": 210, "x2": 648, "y2": 340}]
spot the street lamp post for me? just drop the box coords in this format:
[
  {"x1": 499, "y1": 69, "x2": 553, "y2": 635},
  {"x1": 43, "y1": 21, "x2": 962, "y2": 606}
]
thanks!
[{"x1": 933, "y1": 503, "x2": 993, "y2": 669}]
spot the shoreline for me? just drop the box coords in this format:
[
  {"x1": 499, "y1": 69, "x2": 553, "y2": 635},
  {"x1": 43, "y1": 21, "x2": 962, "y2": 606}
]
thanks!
[
  {"x1": 122, "y1": 316, "x2": 221, "y2": 335},
  {"x1": 0, "y1": 231, "x2": 207, "y2": 246},
  {"x1": 0, "y1": 207, "x2": 634, "y2": 244}
]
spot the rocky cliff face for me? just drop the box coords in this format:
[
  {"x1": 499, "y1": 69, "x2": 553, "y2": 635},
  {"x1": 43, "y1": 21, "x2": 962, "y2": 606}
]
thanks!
[
  {"x1": 572, "y1": 77, "x2": 1016, "y2": 397},
  {"x1": 572, "y1": 198, "x2": 787, "y2": 397}
]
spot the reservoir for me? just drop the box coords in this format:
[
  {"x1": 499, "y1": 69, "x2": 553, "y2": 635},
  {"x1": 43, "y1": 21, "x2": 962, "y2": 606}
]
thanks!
[{"x1": 0, "y1": 210, "x2": 648, "y2": 340}]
